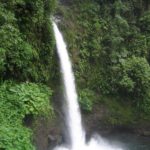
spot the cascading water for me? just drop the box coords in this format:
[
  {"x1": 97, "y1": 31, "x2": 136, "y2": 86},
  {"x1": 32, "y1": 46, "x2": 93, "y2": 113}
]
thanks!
[
  {"x1": 52, "y1": 21, "x2": 85, "y2": 150},
  {"x1": 52, "y1": 21, "x2": 124, "y2": 150}
]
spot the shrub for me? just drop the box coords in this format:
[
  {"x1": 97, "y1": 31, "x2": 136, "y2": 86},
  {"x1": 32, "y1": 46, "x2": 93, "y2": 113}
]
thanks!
[
  {"x1": 139, "y1": 11, "x2": 150, "y2": 33},
  {"x1": 79, "y1": 88, "x2": 95, "y2": 112},
  {"x1": 118, "y1": 57, "x2": 150, "y2": 97},
  {"x1": 0, "y1": 125, "x2": 35, "y2": 150},
  {"x1": 0, "y1": 1, "x2": 56, "y2": 83},
  {"x1": 0, "y1": 81, "x2": 54, "y2": 150}
]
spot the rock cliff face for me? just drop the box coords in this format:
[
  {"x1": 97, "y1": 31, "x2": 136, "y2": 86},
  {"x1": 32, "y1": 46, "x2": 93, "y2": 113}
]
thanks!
[{"x1": 33, "y1": 117, "x2": 61, "y2": 150}]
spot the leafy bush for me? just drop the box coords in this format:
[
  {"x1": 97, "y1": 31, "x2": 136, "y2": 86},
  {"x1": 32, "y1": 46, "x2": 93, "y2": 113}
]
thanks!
[
  {"x1": 79, "y1": 89, "x2": 95, "y2": 112},
  {"x1": 0, "y1": 48, "x2": 6, "y2": 76},
  {"x1": 110, "y1": 56, "x2": 150, "y2": 114},
  {"x1": 0, "y1": 1, "x2": 56, "y2": 83},
  {"x1": 0, "y1": 4, "x2": 15, "y2": 26},
  {"x1": 104, "y1": 98, "x2": 135, "y2": 126},
  {"x1": 0, "y1": 125, "x2": 35, "y2": 150},
  {"x1": 117, "y1": 57, "x2": 150, "y2": 97},
  {"x1": 0, "y1": 81, "x2": 53, "y2": 120},
  {"x1": 0, "y1": 24, "x2": 39, "y2": 80},
  {"x1": 139, "y1": 11, "x2": 150, "y2": 33},
  {"x1": 140, "y1": 93, "x2": 150, "y2": 114},
  {"x1": 0, "y1": 81, "x2": 54, "y2": 150}
]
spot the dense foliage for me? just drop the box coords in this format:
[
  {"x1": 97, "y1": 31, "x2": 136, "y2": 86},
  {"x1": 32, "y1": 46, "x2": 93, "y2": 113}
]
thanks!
[
  {"x1": 0, "y1": 82, "x2": 53, "y2": 150},
  {"x1": 58, "y1": 0, "x2": 150, "y2": 117},
  {"x1": 79, "y1": 88, "x2": 95, "y2": 112},
  {"x1": 0, "y1": 0, "x2": 56, "y2": 82},
  {"x1": 0, "y1": 0, "x2": 56, "y2": 149},
  {"x1": 1, "y1": 0, "x2": 150, "y2": 148}
]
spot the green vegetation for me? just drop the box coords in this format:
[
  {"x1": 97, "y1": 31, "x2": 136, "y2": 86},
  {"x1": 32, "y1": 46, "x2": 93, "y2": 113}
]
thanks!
[
  {"x1": 0, "y1": 0, "x2": 56, "y2": 149},
  {"x1": 58, "y1": 0, "x2": 150, "y2": 123},
  {"x1": 0, "y1": 0, "x2": 56, "y2": 83},
  {"x1": 0, "y1": 81, "x2": 53, "y2": 150},
  {"x1": 79, "y1": 88, "x2": 95, "y2": 112},
  {"x1": 101, "y1": 96, "x2": 136, "y2": 126},
  {"x1": 1, "y1": 0, "x2": 150, "y2": 148}
]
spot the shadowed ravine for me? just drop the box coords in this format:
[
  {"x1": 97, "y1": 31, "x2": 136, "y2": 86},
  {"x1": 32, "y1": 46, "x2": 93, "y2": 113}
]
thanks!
[{"x1": 52, "y1": 21, "x2": 123, "y2": 150}]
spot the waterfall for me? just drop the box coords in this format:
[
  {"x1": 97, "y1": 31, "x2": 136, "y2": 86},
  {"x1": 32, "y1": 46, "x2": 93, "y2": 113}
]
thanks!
[
  {"x1": 52, "y1": 21, "x2": 124, "y2": 150},
  {"x1": 52, "y1": 21, "x2": 85, "y2": 149}
]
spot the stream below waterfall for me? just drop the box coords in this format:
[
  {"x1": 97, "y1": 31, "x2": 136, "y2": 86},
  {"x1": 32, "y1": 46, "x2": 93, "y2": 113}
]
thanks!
[{"x1": 103, "y1": 132, "x2": 150, "y2": 150}]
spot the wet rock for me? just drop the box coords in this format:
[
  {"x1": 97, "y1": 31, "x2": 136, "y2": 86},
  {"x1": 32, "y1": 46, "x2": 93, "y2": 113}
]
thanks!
[{"x1": 48, "y1": 134, "x2": 62, "y2": 150}]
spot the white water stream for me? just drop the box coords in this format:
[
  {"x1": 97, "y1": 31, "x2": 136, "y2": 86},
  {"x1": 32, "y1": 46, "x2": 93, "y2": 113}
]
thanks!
[{"x1": 52, "y1": 21, "x2": 124, "y2": 150}]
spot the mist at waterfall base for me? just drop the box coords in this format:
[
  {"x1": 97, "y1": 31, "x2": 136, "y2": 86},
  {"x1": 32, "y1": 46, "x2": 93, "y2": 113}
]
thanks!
[{"x1": 52, "y1": 22, "x2": 124, "y2": 150}]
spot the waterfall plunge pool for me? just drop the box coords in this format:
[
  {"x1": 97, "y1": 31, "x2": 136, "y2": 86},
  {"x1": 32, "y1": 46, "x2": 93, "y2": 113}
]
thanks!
[{"x1": 102, "y1": 132, "x2": 150, "y2": 150}]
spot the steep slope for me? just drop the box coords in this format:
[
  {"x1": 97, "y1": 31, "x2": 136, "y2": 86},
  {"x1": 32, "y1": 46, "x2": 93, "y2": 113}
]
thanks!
[
  {"x1": 0, "y1": 1, "x2": 56, "y2": 150},
  {"x1": 56, "y1": 0, "x2": 150, "y2": 132}
]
